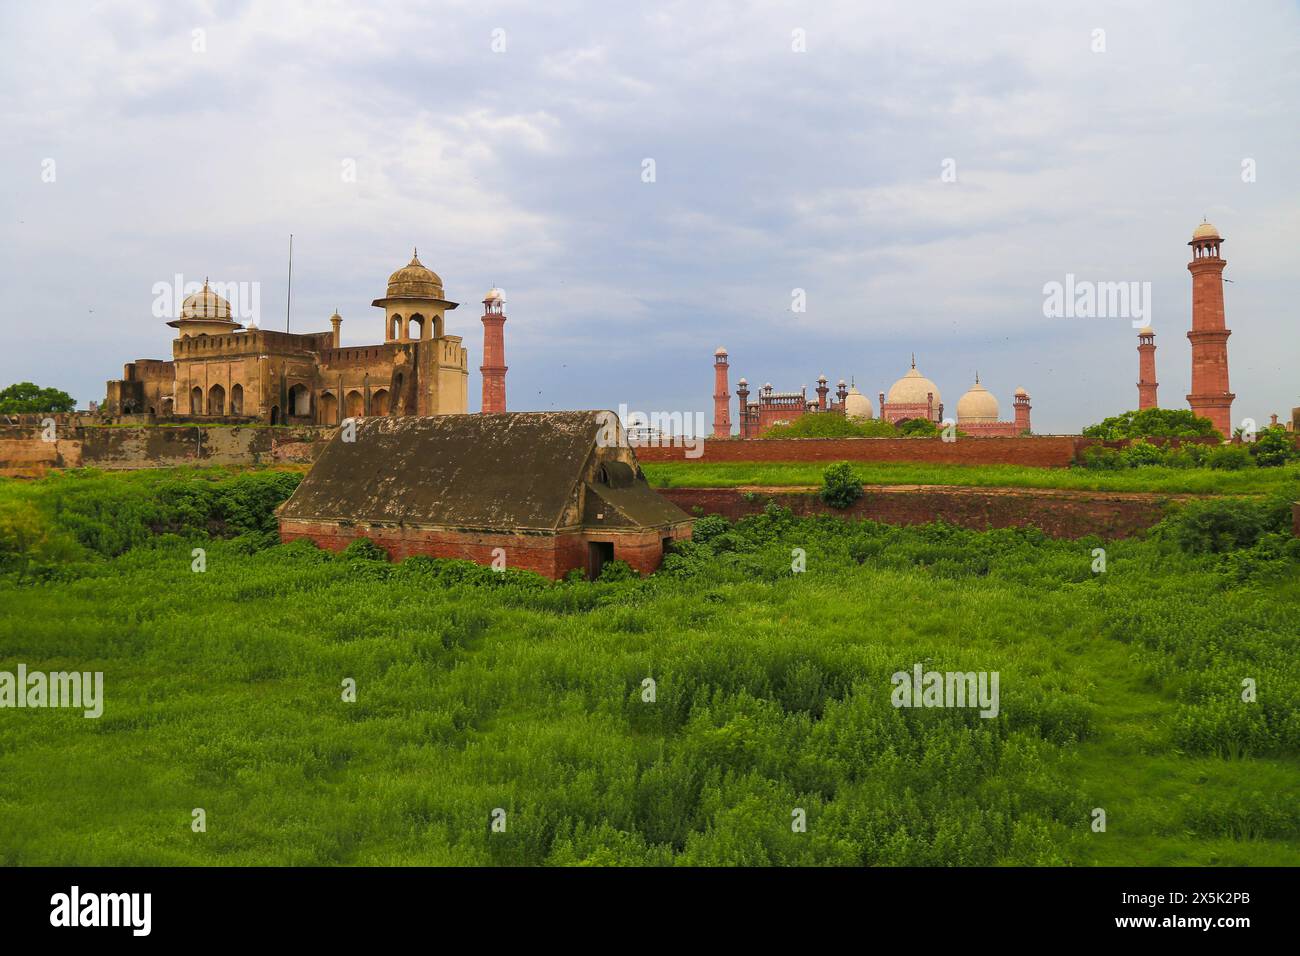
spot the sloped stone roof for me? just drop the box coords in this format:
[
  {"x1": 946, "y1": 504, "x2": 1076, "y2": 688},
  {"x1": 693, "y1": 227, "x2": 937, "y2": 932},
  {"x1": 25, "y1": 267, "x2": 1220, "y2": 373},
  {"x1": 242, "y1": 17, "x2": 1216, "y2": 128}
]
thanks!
[{"x1": 279, "y1": 411, "x2": 689, "y2": 533}]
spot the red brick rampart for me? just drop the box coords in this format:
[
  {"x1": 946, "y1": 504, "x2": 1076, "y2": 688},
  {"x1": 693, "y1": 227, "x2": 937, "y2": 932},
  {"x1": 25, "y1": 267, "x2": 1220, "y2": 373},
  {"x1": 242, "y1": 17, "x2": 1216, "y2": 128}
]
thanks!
[
  {"x1": 659, "y1": 485, "x2": 1185, "y2": 539},
  {"x1": 638, "y1": 436, "x2": 1086, "y2": 466}
]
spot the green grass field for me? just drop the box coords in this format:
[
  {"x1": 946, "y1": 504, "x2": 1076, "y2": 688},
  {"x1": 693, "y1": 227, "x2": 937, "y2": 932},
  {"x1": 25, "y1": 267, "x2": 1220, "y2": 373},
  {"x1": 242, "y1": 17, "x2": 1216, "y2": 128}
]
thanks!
[
  {"x1": 0, "y1": 469, "x2": 1297, "y2": 865},
  {"x1": 643, "y1": 460, "x2": 1300, "y2": 495}
]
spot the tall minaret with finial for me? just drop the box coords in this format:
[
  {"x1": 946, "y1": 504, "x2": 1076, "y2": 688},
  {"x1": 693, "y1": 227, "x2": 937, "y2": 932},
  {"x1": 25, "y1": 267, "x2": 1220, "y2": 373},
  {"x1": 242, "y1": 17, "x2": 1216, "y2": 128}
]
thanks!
[
  {"x1": 712, "y1": 347, "x2": 731, "y2": 437},
  {"x1": 1186, "y1": 220, "x2": 1233, "y2": 435},
  {"x1": 480, "y1": 287, "x2": 508, "y2": 413},
  {"x1": 1137, "y1": 325, "x2": 1157, "y2": 410}
]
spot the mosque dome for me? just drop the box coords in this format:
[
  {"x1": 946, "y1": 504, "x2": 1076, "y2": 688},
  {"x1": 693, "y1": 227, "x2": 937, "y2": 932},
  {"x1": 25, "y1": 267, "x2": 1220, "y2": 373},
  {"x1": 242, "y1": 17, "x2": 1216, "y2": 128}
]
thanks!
[
  {"x1": 843, "y1": 386, "x2": 873, "y2": 420},
  {"x1": 1014, "y1": 386, "x2": 1028, "y2": 397},
  {"x1": 1192, "y1": 221, "x2": 1220, "y2": 240},
  {"x1": 484, "y1": 287, "x2": 505, "y2": 303},
  {"x1": 886, "y1": 361, "x2": 941, "y2": 406},
  {"x1": 956, "y1": 377, "x2": 999, "y2": 423},
  {"x1": 180, "y1": 279, "x2": 234, "y2": 322},
  {"x1": 386, "y1": 249, "x2": 444, "y2": 299},
  {"x1": 715, "y1": 346, "x2": 727, "y2": 356}
]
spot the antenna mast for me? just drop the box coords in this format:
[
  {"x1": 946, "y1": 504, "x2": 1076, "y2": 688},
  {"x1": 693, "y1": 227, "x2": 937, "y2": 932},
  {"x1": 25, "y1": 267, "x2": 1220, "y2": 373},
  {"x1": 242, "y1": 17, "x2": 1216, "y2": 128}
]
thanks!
[{"x1": 285, "y1": 234, "x2": 294, "y2": 332}]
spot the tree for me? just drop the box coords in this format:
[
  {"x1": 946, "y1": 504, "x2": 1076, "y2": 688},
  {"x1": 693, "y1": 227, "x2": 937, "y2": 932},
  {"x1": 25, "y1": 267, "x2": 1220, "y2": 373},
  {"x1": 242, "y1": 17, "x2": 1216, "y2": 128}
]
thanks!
[
  {"x1": 0, "y1": 382, "x2": 76, "y2": 414},
  {"x1": 895, "y1": 417, "x2": 940, "y2": 437},
  {"x1": 819, "y1": 461, "x2": 863, "y2": 509},
  {"x1": 1081, "y1": 408, "x2": 1220, "y2": 441},
  {"x1": 763, "y1": 415, "x2": 896, "y2": 438}
]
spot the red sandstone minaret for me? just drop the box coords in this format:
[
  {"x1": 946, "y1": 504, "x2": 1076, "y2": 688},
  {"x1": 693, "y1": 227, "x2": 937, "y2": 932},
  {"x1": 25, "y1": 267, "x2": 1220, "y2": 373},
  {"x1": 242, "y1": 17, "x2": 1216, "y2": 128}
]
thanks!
[
  {"x1": 1013, "y1": 388, "x2": 1032, "y2": 433},
  {"x1": 1186, "y1": 221, "x2": 1234, "y2": 435},
  {"x1": 712, "y1": 347, "x2": 731, "y2": 437},
  {"x1": 1137, "y1": 326, "x2": 1158, "y2": 410},
  {"x1": 480, "y1": 288, "x2": 508, "y2": 413}
]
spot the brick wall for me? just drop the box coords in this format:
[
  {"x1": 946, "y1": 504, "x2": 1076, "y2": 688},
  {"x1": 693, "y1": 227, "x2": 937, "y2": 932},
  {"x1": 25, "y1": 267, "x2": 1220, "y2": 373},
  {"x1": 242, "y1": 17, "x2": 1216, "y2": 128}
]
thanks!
[
  {"x1": 660, "y1": 486, "x2": 1181, "y2": 539},
  {"x1": 637, "y1": 436, "x2": 1086, "y2": 466},
  {"x1": 0, "y1": 424, "x2": 329, "y2": 477}
]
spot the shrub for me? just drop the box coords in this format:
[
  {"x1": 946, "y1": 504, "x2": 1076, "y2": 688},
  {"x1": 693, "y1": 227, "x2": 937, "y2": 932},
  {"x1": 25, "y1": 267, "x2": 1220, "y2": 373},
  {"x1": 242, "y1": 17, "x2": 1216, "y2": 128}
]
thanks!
[
  {"x1": 690, "y1": 514, "x2": 732, "y2": 544},
  {"x1": 597, "y1": 559, "x2": 639, "y2": 582},
  {"x1": 1079, "y1": 446, "x2": 1125, "y2": 471},
  {"x1": 895, "y1": 418, "x2": 939, "y2": 438},
  {"x1": 341, "y1": 537, "x2": 388, "y2": 561},
  {"x1": 1165, "y1": 498, "x2": 1281, "y2": 554},
  {"x1": 1207, "y1": 445, "x2": 1252, "y2": 471},
  {"x1": 819, "y1": 462, "x2": 863, "y2": 509},
  {"x1": 1121, "y1": 439, "x2": 1166, "y2": 467},
  {"x1": 1251, "y1": 427, "x2": 1296, "y2": 468}
]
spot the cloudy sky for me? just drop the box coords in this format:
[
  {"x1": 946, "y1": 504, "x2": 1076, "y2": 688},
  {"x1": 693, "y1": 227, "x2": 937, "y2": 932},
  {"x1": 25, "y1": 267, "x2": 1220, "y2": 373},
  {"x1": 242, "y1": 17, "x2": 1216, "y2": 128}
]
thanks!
[{"x1": 2, "y1": 0, "x2": 1297, "y2": 433}]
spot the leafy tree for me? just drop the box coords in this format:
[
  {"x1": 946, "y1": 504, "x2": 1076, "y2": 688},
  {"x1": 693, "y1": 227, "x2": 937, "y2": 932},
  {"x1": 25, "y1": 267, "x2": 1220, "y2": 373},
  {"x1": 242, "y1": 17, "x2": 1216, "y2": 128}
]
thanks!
[
  {"x1": 1207, "y1": 445, "x2": 1252, "y2": 471},
  {"x1": 763, "y1": 415, "x2": 896, "y2": 438},
  {"x1": 819, "y1": 461, "x2": 863, "y2": 509},
  {"x1": 1251, "y1": 426, "x2": 1296, "y2": 468},
  {"x1": 0, "y1": 382, "x2": 76, "y2": 414},
  {"x1": 1082, "y1": 408, "x2": 1220, "y2": 440},
  {"x1": 895, "y1": 418, "x2": 940, "y2": 437}
]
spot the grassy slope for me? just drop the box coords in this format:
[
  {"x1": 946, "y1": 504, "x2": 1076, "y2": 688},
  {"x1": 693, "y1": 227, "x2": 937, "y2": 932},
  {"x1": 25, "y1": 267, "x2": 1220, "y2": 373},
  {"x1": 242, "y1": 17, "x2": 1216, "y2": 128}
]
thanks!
[
  {"x1": 643, "y1": 460, "x2": 1300, "y2": 495},
  {"x1": 1, "y1": 512, "x2": 1296, "y2": 865}
]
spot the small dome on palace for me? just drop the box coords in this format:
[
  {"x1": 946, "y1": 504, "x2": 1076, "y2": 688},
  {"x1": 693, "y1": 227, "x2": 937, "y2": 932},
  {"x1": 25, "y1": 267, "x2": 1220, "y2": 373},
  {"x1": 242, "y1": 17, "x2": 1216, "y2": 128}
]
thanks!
[
  {"x1": 843, "y1": 385, "x2": 873, "y2": 420},
  {"x1": 956, "y1": 378, "x2": 999, "y2": 423},
  {"x1": 386, "y1": 250, "x2": 444, "y2": 300},
  {"x1": 886, "y1": 363, "x2": 941, "y2": 406},
  {"x1": 180, "y1": 279, "x2": 234, "y2": 322},
  {"x1": 1192, "y1": 221, "x2": 1220, "y2": 240}
]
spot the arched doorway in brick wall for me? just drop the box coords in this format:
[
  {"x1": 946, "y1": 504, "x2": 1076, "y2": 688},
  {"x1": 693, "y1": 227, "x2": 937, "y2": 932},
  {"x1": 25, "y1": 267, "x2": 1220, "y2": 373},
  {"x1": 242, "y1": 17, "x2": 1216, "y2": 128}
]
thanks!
[
  {"x1": 207, "y1": 384, "x2": 225, "y2": 416},
  {"x1": 319, "y1": 391, "x2": 338, "y2": 424},
  {"x1": 230, "y1": 384, "x2": 244, "y2": 416},
  {"x1": 345, "y1": 390, "x2": 364, "y2": 418},
  {"x1": 289, "y1": 383, "x2": 310, "y2": 418},
  {"x1": 190, "y1": 386, "x2": 203, "y2": 416},
  {"x1": 371, "y1": 388, "x2": 389, "y2": 416}
]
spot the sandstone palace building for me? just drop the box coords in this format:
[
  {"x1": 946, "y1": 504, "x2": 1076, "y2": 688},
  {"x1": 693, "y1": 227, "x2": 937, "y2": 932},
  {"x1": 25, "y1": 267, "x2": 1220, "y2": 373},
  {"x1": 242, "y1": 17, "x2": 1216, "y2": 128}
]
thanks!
[{"x1": 104, "y1": 251, "x2": 509, "y2": 423}]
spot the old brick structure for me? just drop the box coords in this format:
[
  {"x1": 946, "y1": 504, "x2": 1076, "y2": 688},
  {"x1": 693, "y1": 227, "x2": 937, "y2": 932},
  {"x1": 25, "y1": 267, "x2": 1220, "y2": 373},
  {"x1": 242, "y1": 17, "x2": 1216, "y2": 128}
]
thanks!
[
  {"x1": 104, "y1": 251, "x2": 498, "y2": 424},
  {"x1": 712, "y1": 348, "x2": 732, "y2": 438},
  {"x1": 951, "y1": 374, "x2": 1032, "y2": 437},
  {"x1": 1186, "y1": 221, "x2": 1234, "y2": 435},
  {"x1": 277, "y1": 412, "x2": 693, "y2": 579}
]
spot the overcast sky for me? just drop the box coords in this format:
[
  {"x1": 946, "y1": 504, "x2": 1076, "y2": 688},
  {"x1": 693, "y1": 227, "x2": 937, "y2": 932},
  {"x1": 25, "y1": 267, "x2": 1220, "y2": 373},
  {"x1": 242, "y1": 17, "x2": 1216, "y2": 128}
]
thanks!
[{"x1": 2, "y1": 0, "x2": 1297, "y2": 433}]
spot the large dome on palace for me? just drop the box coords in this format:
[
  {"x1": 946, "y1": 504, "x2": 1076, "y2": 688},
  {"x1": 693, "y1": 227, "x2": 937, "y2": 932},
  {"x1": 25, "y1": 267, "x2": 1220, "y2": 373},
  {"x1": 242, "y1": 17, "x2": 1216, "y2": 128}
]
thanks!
[
  {"x1": 955, "y1": 378, "x2": 999, "y2": 423},
  {"x1": 886, "y1": 364, "x2": 941, "y2": 406}
]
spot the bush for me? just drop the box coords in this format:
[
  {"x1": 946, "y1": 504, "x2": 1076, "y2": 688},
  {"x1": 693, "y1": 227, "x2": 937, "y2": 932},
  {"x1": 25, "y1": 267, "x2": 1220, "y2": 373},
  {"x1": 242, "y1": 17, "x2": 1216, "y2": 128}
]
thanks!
[
  {"x1": 342, "y1": 537, "x2": 389, "y2": 561},
  {"x1": 1207, "y1": 445, "x2": 1252, "y2": 471},
  {"x1": 1251, "y1": 427, "x2": 1296, "y2": 468},
  {"x1": 597, "y1": 559, "x2": 639, "y2": 582},
  {"x1": 1079, "y1": 446, "x2": 1125, "y2": 471},
  {"x1": 896, "y1": 418, "x2": 939, "y2": 438},
  {"x1": 819, "y1": 462, "x2": 863, "y2": 509},
  {"x1": 1122, "y1": 439, "x2": 1166, "y2": 468},
  {"x1": 1165, "y1": 498, "x2": 1288, "y2": 555}
]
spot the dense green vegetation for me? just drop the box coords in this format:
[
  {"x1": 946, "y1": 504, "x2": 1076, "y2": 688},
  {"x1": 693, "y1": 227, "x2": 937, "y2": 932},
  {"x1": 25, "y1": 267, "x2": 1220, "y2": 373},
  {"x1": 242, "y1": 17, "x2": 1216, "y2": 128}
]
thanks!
[
  {"x1": 644, "y1": 459, "x2": 1300, "y2": 495},
  {"x1": 1079, "y1": 430, "x2": 1295, "y2": 472},
  {"x1": 1082, "y1": 408, "x2": 1222, "y2": 441},
  {"x1": 0, "y1": 468, "x2": 1297, "y2": 865},
  {"x1": 762, "y1": 415, "x2": 898, "y2": 438},
  {"x1": 0, "y1": 381, "x2": 76, "y2": 414}
]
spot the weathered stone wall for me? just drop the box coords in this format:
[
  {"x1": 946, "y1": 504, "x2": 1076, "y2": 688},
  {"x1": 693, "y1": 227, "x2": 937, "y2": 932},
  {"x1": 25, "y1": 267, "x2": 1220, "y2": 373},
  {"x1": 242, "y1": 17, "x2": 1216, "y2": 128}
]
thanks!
[
  {"x1": 0, "y1": 425, "x2": 329, "y2": 477},
  {"x1": 659, "y1": 486, "x2": 1183, "y2": 539}
]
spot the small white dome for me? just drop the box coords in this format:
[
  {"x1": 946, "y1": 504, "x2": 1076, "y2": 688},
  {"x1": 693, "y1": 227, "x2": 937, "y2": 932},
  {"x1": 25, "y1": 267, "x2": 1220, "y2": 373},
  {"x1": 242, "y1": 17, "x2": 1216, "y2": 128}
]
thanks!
[
  {"x1": 956, "y1": 379, "x2": 999, "y2": 423},
  {"x1": 843, "y1": 386, "x2": 873, "y2": 420}
]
